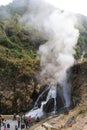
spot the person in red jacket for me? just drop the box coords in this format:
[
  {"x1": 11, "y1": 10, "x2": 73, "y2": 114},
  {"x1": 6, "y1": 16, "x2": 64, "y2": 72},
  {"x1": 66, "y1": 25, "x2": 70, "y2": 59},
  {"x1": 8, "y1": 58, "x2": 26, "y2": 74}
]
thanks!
[{"x1": 4, "y1": 125, "x2": 6, "y2": 130}]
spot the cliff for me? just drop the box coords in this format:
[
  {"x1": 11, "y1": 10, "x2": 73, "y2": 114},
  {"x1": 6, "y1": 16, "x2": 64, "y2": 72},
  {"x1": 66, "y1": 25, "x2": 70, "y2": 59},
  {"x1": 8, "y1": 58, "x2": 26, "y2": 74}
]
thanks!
[{"x1": 28, "y1": 59, "x2": 87, "y2": 130}]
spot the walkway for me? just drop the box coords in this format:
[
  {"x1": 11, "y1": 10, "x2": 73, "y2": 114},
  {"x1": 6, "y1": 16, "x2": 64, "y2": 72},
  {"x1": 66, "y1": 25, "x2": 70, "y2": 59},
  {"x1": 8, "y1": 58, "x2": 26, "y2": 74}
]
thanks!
[{"x1": 1, "y1": 120, "x2": 25, "y2": 130}]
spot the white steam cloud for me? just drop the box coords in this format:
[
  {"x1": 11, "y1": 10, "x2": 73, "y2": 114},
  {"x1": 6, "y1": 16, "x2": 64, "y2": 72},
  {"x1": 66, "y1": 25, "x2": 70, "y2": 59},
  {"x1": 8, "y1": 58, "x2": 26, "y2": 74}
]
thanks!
[{"x1": 21, "y1": 0, "x2": 79, "y2": 107}]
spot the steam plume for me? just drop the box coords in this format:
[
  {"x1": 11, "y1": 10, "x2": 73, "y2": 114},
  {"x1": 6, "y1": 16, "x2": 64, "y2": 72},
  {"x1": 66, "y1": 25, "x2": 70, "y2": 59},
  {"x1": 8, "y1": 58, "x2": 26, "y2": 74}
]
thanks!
[{"x1": 21, "y1": 0, "x2": 79, "y2": 107}]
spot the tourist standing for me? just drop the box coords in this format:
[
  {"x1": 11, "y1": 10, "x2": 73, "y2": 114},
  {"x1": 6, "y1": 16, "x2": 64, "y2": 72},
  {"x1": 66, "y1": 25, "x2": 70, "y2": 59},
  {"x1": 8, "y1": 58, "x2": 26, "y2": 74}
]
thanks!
[
  {"x1": 24, "y1": 118, "x2": 28, "y2": 129},
  {"x1": 28, "y1": 116, "x2": 32, "y2": 127},
  {"x1": 3, "y1": 120, "x2": 6, "y2": 127},
  {"x1": 17, "y1": 116, "x2": 21, "y2": 128},
  {"x1": 15, "y1": 125, "x2": 18, "y2": 130},
  {"x1": 7, "y1": 123, "x2": 10, "y2": 130},
  {"x1": 3, "y1": 125, "x2": 6, "y2": 130},
  {"x1": 35, "y1": 114, "x2": 40, "y2": 122},
  {"x1": 13, "y1": 113, "x2": 17, "y2": 120}
]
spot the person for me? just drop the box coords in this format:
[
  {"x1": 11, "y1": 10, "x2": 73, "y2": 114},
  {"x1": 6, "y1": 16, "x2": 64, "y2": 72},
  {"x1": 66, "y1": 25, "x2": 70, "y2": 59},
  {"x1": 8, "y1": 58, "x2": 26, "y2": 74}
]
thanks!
[
  {"x1": 26, "y1": 120, "x2": 29, "y2": 129},
  {"x1": 3, "y1": 120, "x2": 6, "y2": 127},
  {"x1": 4, "y1": 125, "x2": 6, "y2": 130},
  {"x1": 36, "y1": 116, "x2": 40, "y2": 122},
  {"x1": 1, "y1": 115, "x2": 4, "y2": 122},
  {"x1": 0, "y1": 114, "x2": 4, "y2": 126},
  {"x1": 15, "y1": 125, "x2": 18, "y2": 130},
  {"x1": 28, "y1": 116, "x2": 32, "y2": 127},
  {"x1": 0, "y1": 115, "x2": 2, "y2": 126},
  {"x1": 7, "y1": 123, "x2": 10, "y2": 130},
  {"x1": 13, "y1": 113, "x2": 17, "y2": 120},
  {"x1": 21, "y1": 123, "x2": 25, "y2": 129},
  {"x1": 35, "y1": 114, "x2": 40, "y2": 122},
  {"x1": 24, "y1": 118, "x2": 28, "y2": 129},
  {"x1": 17, "y1": 116, "x2": 20, "y2": 128}
]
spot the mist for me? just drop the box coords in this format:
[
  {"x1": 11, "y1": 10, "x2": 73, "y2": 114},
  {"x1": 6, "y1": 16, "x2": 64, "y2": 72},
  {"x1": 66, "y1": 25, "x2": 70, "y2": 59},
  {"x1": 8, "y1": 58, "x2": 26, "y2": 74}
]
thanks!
[
  {"x1": 19, "y1": 0, "x2": 79, "y2": 107},
  {"x1": 20, "y1": 0, "x2": 79, "y2": 82}
]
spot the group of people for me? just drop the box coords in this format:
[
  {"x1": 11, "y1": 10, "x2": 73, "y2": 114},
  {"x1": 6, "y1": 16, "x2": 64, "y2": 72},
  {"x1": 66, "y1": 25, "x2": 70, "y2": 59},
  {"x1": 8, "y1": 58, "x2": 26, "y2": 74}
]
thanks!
[
  {"x1": 13, "y1": 113, "x2": 35, "y2": 129},
  {"x1": 20, "y1": 114, "x2": 40, "y2": 129},
  {"x1": 0, "y1": 113, "x2": 40, "y2": 130},
  {"x1": 3, "y1": 123, "x2": 10, "y2": 130},
  {"x1": 17, "y1": 114, "x2": 40, "y2": 129},
  {"x1": 22, "y1": 115, "x2": 32, "y2": 129},
  {"x1": 0, "y1": 115, "x2": 10, "y2": 130}
]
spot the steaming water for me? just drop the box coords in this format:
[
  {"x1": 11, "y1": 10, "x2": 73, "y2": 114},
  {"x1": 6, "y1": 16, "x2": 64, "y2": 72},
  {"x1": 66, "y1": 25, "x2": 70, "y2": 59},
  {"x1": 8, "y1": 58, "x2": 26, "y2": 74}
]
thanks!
[
  {"x1": 25, "y1": 84, "x2": 57, "y2": 118},
  {"x1": 34, "y1": 86, "x2": 50, "y2": 107}
]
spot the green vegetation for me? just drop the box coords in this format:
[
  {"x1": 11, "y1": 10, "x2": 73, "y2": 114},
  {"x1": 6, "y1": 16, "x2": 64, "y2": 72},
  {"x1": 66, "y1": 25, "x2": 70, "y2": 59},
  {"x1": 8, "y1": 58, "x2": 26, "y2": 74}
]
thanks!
[
  {"x1": 76, "y1": 107, "x2": 87, "y2": 116},
  {"x1": 76, "y1": 15, "x2": 87, "y2": 59},
  {"x1": 0, "y1": 4, "x2": 42, "y2": 113}
]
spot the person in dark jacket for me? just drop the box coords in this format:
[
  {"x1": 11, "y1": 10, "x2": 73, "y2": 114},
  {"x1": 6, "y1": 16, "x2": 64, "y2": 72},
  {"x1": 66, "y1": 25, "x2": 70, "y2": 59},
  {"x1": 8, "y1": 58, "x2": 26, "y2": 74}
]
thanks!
[{"x1": 7, "y1": 123, "x2": 10, "y2": 130}]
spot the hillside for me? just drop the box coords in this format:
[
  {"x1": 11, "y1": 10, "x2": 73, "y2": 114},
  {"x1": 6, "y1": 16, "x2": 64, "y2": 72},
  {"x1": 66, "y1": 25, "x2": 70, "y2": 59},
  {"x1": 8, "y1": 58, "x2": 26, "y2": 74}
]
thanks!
[
  {"x1": 0, "y1": 18, "x2": 42, "y2": 114},
  {"x1": 0, "y1": 0, "x2": 87, "y2": 115}
]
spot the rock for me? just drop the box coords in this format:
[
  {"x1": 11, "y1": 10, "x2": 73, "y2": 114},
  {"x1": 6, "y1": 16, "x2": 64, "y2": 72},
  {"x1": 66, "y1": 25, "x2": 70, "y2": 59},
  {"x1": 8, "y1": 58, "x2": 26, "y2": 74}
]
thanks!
[
  {"x1": 43, "y1": 98, "x2": 54, "y2": 113},
  {"x1": 56, "y1": 85, "x2": 64, "y2": 111},
  {"x1": 64, "y1": 116, "x2": 75, "y2": 127},
  {"x1": 42, "y1": 122, "x2": 58, "y2": 130}
]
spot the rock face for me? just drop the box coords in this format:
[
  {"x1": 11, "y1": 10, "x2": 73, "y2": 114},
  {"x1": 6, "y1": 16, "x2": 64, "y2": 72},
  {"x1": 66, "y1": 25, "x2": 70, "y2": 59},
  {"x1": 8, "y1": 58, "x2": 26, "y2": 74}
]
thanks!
[
  {"x1": 43, "y1": 91, "x2": 64, "y2": 113},
  {"x1": 56, "y1": 86, "x2": 64, "y2": 111},
  {"x1": 0, "y1": 76, "x2": 41, "y2": 114},
  {"x1": 43, "y1": 98, "x2": 54, "y2": 113},
  {"x1": 42, "y1": 60, "x2": 87, "y2": 114},
  {"x1": 0, "y1": 59, "x2": 87, "y2": 114},
  {"x1": 72, "y1": 60, "x2": 87, "y2": 107}
]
